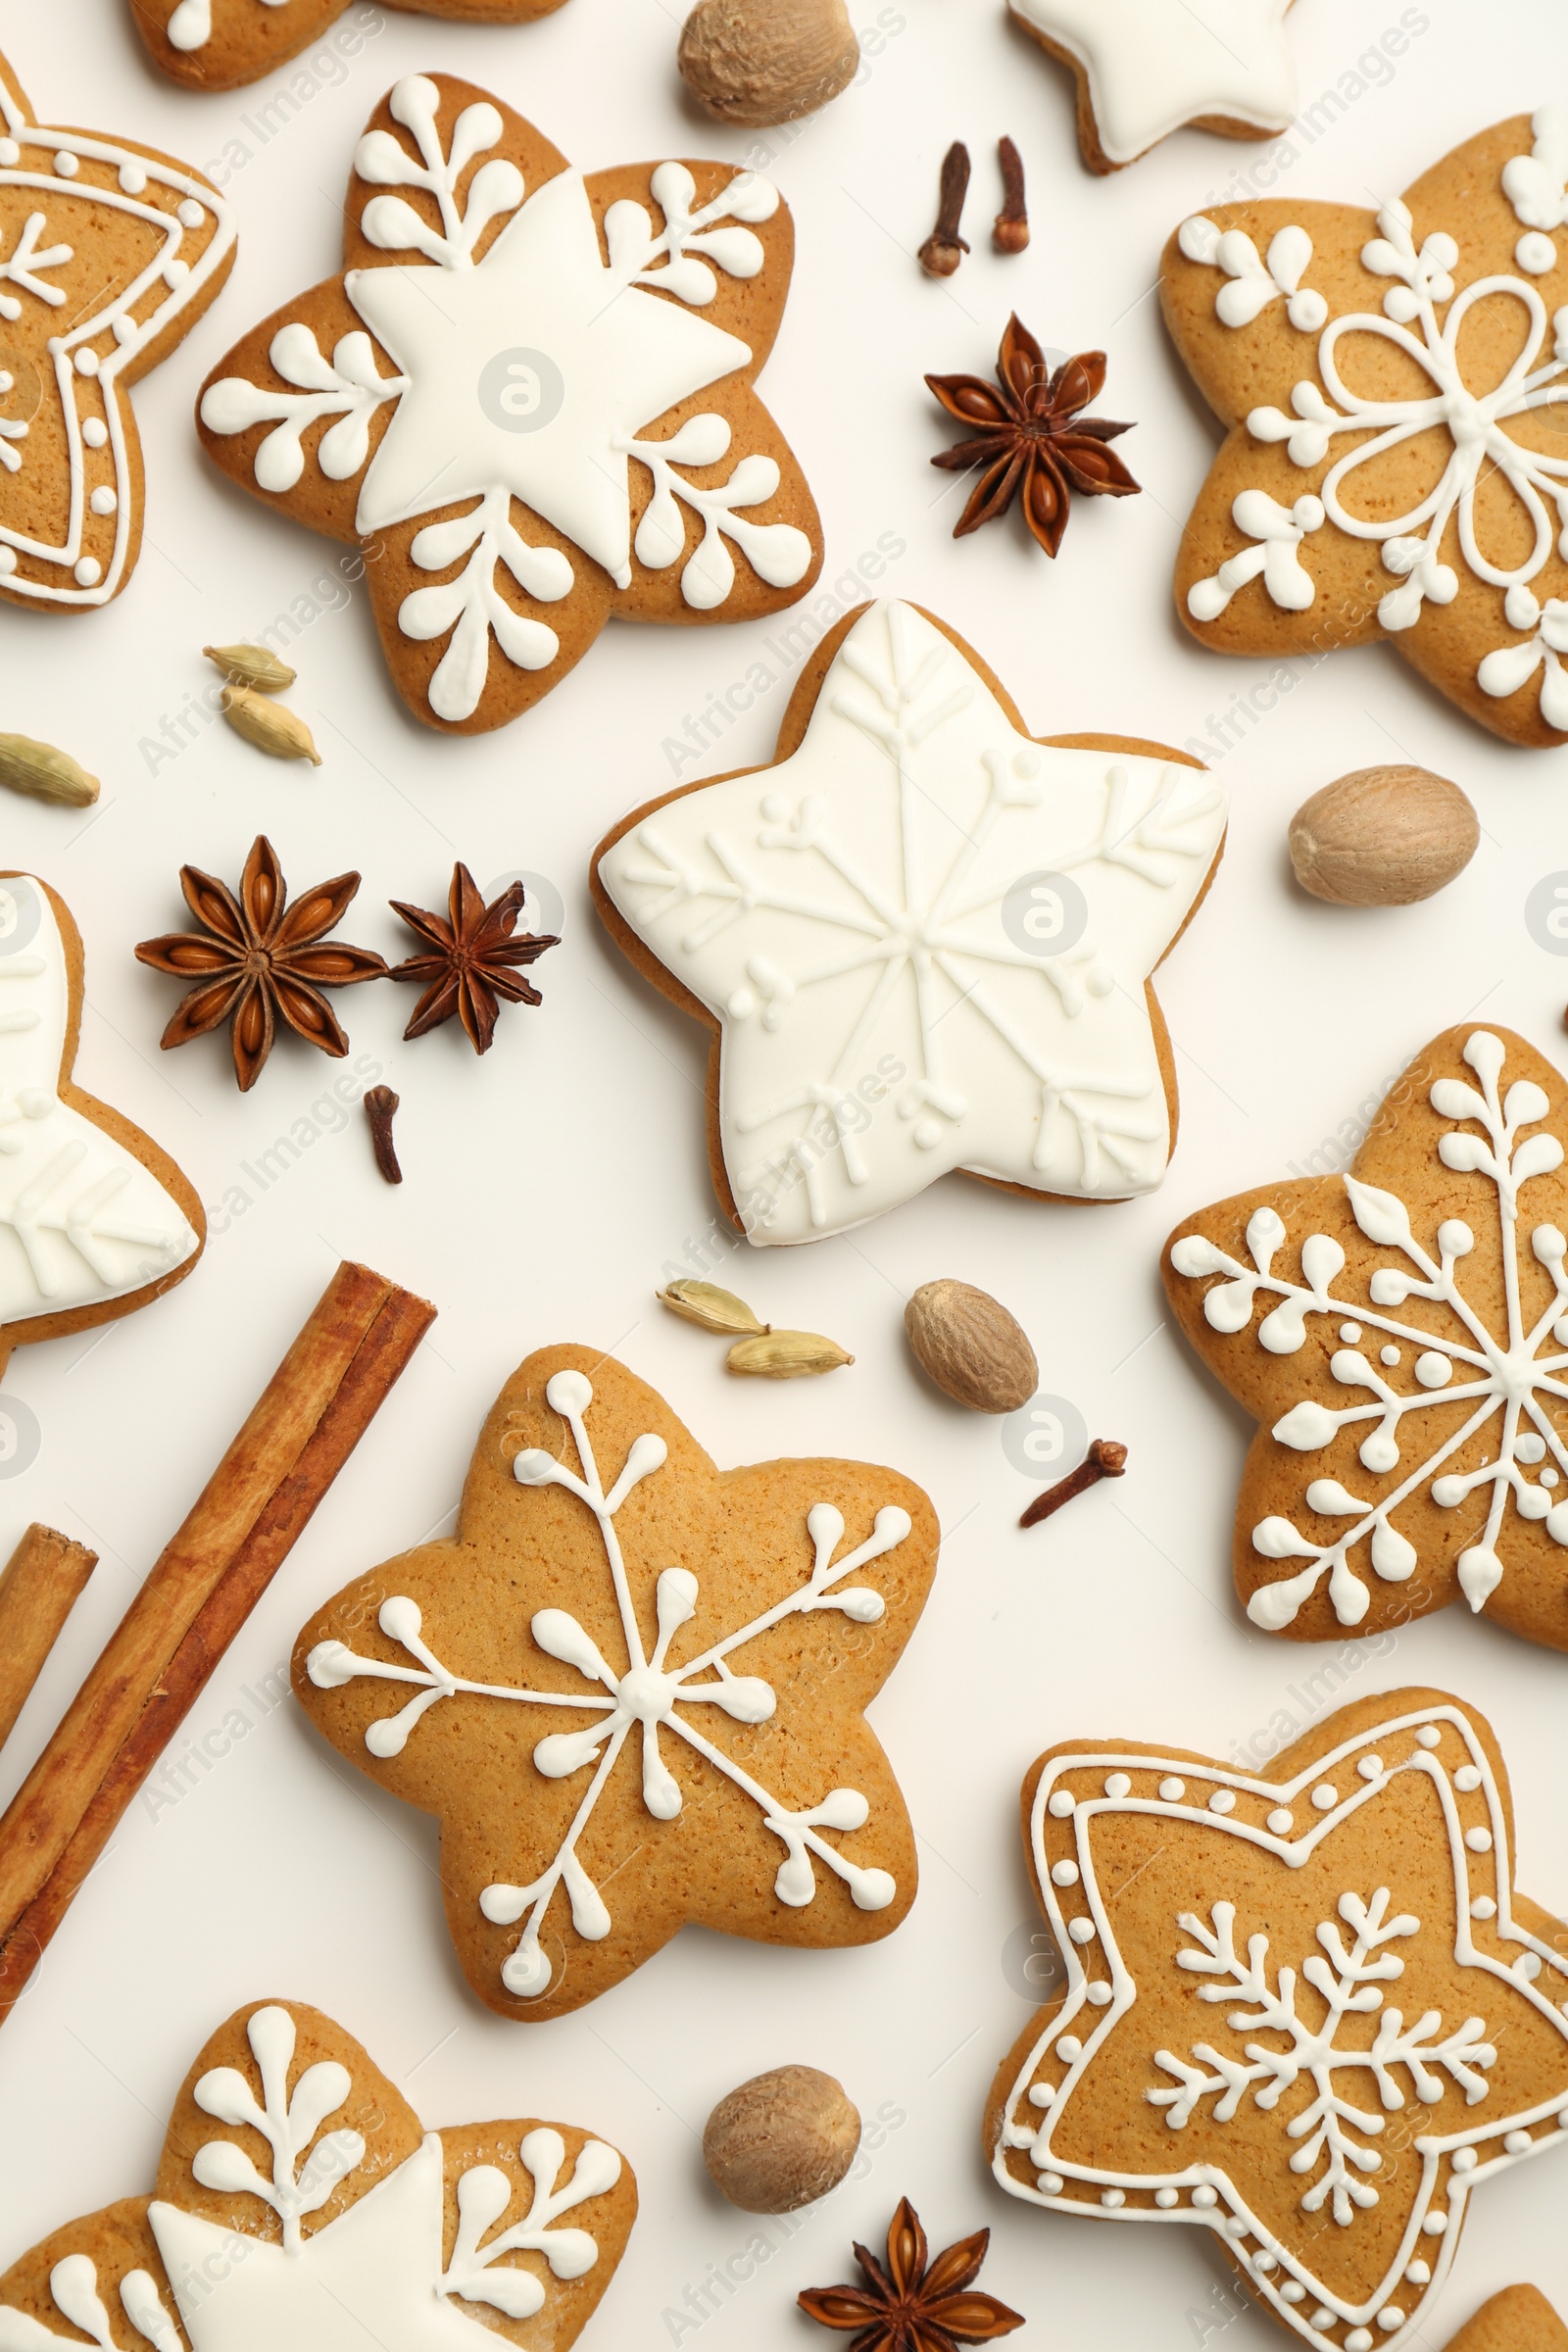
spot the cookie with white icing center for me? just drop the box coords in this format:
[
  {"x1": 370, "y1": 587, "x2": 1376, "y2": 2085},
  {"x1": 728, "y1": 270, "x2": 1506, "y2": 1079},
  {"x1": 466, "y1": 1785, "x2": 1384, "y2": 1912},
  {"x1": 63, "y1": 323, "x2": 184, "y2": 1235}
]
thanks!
[
  {"x1": 196, "y1": 73, "x2": 822, "y2": 735},
  {"x1": 0, "y1": 1997, "x2": 636, "y2": 2349}
]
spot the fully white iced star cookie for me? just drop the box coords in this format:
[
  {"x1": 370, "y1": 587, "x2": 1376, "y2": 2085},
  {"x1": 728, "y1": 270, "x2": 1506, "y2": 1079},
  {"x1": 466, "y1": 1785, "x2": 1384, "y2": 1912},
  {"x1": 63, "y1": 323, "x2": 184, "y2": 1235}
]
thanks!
[
  {"x1": 0, "y1": 1999, "x2": 634, "y2": 2352},
  {"x1": 594, "y1": 601, "x2": 1227, "y2": 1247},
  {"x1": 1009, "y1": 0, "x2": 1298, "y2": 172},
  {"x1": 0, "y1": 873, "x2": 202, "y2": 1375}
]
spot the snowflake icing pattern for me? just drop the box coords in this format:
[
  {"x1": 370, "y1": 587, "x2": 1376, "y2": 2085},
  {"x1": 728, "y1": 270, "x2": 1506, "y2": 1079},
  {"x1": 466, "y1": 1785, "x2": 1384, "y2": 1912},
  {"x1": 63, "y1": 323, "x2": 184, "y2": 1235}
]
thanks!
[
  {"x1": 597, "y1": 602, "x2": 1227, "y2": 1245},
  {"x1": 1169, "y1": 110, "x2": 1568, "y2": 743},
  {"x1": 199, "y1": 74, "x2": 814, "y2": 728},
  {"x1": 1151, "y1": 1891, "x2": 1494, "y2": 2228},
  {"x1": 307, "y1": 1365, "x2": 913, "y2": 2001},
  {"x1": 1170, "y1": 1031, "x2": 1568, "y2": 1633}
]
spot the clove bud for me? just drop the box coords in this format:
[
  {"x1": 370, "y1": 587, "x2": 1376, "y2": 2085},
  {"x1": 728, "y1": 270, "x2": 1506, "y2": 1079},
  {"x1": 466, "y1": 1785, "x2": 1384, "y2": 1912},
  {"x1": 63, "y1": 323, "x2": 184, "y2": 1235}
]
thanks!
[
  {"x1": 993, "y1": 136, "x2": 1029, "y2": 254},
  {"x1": 364, "y1": 1085, "x2": 402, "y2": 1184},
  {"x1": 919, "y1": 141, "x2": 971, "y2": 277}
]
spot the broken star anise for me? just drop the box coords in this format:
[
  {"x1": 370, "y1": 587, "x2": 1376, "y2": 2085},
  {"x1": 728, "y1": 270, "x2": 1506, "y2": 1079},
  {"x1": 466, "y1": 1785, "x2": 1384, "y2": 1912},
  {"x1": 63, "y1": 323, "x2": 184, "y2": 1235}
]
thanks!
[
  {"x1": 134, "y1": 836, "x2": 387, "y2": 1092},
  {"x1": 927, "y1": 314, "x2": 1140, "y2": 556},
  {"x1": 389, "y1": 863, "x2": 560, "y2": 1054},
  {"x1": 799, "y1": 2197, "x2": 1023, "y2": 2352}
]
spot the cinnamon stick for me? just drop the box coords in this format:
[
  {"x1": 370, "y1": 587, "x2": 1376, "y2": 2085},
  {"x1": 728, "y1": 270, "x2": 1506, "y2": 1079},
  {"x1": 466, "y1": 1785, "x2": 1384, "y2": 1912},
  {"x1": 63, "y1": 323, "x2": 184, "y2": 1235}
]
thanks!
[
  {"x1": 0, "y1": 1525, "x2": 97, "y2": 1753},
  {"x1": 0, "y1": 1261, "x2": 435, "y2": 2013}
]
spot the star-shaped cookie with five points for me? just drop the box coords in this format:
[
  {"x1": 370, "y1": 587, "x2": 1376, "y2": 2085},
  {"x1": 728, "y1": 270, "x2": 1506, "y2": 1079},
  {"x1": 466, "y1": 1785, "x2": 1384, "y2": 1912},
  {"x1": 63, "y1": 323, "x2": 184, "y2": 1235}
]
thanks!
[
  {"x1": 0, "y1": 1997, "x2": 635, "y2": 2350},
  {"x1": 196, "y1": 72, "x2": 821, "y2": 734},
  {"x1": 986, "y1": 1690, "x2": 1568, "y2": 2352},
  {"x1": 293, "y1": 1347, "x2": 939, "y2": 2020},
  {"x1": 594, "y1": 600, "x2": 1227, "y2": 1248}
]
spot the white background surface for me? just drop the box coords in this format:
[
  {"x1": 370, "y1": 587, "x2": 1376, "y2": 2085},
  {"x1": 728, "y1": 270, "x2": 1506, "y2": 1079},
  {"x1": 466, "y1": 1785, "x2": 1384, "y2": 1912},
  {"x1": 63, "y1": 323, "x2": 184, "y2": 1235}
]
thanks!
[{"x1": 2, "y1": 0, "x2": 1568, "y2": 2345}]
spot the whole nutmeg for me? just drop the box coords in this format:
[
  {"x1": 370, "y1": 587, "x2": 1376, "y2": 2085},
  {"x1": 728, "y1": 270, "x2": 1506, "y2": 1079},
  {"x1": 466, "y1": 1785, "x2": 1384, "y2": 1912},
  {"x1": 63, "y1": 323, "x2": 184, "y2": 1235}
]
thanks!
[
  {"x1": 1288, "y1": 766, "x2": 1478, "y2": 906},
  {"x1": 704, "y1": 2065, "x2": 860, "y2": 2213},
  {"x1": 905, "y1": 1279, "x2": 1038, "y2": 1414},
  {"x1": 678, "y1": 0, "x2": 859, "y2": 126}
]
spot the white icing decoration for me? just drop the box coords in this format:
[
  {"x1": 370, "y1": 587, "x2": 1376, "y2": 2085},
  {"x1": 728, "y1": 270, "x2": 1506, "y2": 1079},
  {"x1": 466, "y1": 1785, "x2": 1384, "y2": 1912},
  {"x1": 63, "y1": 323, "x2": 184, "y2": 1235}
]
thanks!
[
  {"x1": 137, "y1": 2004, "x2": 619, "y2": 2350},
  {"x1": 0, "y1": 78, "x2": 234, "y2": 606},
  {"x1": 1188, "y1": 490, "x2": 1323, "y2": 621},
  {"x1": 0, "y1": 878, "x2": 198, "y2": 1327},
  {"x1": 1151, "y1": 1890, "x2": 1494, "y2": 2223},
  {"x1": 167, "y1": 0, "x2": 291, "y2": 51},
  {"x1": 597, "y1": 601, "x2": 1227, "y2": 1246},
  {"x1": 991, "y1": 1700, "x2": 1568, "y2": 2352},
  {"x1": 1191, "y1": 186, "x2": 1568, "y2": 716},
  {"x1": 1007, "y1": 0, "x2": 1297, "y2": 165},
  {"x1": 0, "y1": 2254, "x2": 181, "y2": 2349},
  {"x1": 1170, "y1": 1031, "x2": 1568, "y2": 1630},
  {"x1": 1179, "y1": 216, "x2": 1326, "y2": 332},
  {"x1": 200, "y1": 76, "x2": 803, "y2": 723},
  {"x1": 1504, "y1": 107, "x2": 1568, "y2": 274},
  {"x1": 1479, "y1": 586, "x2": 1568, "y2": 728},
  {"x1": 308, "y1": 1366, "x2": 910, "y2": 1998}
]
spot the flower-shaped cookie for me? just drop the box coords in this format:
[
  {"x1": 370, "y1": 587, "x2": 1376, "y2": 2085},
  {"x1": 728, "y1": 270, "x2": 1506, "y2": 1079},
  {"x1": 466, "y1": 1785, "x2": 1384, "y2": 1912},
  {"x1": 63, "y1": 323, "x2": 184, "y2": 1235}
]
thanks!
[
  {"x1": 1, "y1": 873, "x2": 203, "y2": 1377},
  {"x1": 1164, "y1": 1026, "x2": 1568, "y2": 1648},
  {"x1": 0, "y1": 51, "x2": 233, "y2": 610},
  {"x1": 986, "y1": 1690, "x2": 1568, "y2": 2352},
  {"x1": 130, "y1": 0, "x2": 566, "y2": 93},
  {"x1": 0, "y1": 1998, "x2": 635, "y2": 2349},
  {"x1": 197, "y1": 73, "x2": 821, "y2": 734},
  {"x1": 594, "y1": 600, "x2": 1227, "y2": 1247},
  {"x1": 1164, "y1": 111, "x2": 1568, "y2": 745},
  {"x1": 293, "y1": 1346, "x2": 938, "y2": 2018}
]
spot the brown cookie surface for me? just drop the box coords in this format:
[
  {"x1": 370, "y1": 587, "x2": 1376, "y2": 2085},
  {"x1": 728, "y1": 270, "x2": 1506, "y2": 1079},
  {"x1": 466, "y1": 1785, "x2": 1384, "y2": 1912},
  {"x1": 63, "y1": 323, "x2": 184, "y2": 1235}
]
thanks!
[
  {"x1": 1445, "y1": 2285, "x2": 1568, "y2": 2350},
  {"x1": 294, "y1": 1345, "x2": 939, "y2": 2019},
  {"x1": 985, "y1": 1689, "x2": 1568, "y2": 2350},
  {"x1": 196, "y1": 73, "x2": 822, "y2": 734},
  {"x1": 1164, "y1": 113, "x2": 1568, "y2": 745},
  {"x1": 1164, "y1": 1024, "x2": 1568, "y2": 1651},
  {"x1": 129, "y1": 0, "x2": 567, "y2": 93}
]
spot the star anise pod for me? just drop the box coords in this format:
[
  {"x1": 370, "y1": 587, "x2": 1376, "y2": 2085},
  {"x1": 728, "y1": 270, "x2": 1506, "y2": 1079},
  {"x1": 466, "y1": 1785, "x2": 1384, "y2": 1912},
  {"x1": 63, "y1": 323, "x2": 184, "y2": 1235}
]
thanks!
[
  {"x1": 927, "y1": 314, "x2": 1140, "y2": 556},
  {"x1": 799, "y1": 2197, "x2": 1024, "y2": 2352},
  {"x1": 134, "y1": 836, "x2": 387, "y2": 1092},
  {"x1": 389, "y1": 863, "x2": 560, "y2": 1054}
]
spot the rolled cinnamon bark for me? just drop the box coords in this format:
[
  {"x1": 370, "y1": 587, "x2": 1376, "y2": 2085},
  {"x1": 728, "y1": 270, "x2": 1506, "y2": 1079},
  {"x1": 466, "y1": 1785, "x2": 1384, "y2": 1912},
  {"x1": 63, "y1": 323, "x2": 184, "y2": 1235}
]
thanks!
[
  {"x1": 0, "y1": 1525, "x2": 97, "y2": 1754},
  {"x1": 0, "y1": 1261, "x2": 435, "y2": 2013}
]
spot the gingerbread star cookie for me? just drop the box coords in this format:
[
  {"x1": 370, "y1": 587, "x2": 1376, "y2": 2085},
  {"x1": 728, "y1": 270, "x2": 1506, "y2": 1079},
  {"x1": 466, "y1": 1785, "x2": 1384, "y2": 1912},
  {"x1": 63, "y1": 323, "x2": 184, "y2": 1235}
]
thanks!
[
  {"x1": 293, "y1": 1346, "x2": 938, "y2": 2019},
  {"x1": 986, "y1": 1690, "x2": 1568, "y2": 2352},
  {"x1": 1165, "y1": 1026, "x2": 1568, "y2": 1649},
  {"x1": 1009, "y1": 0, "x2": 1298, "y2": 172},
  {"x1": 594, "y1": 600, "x2": 1227, "y2": 1247},
  {"x1": 0, "y1": 873, "x2": 203, "y2": 1379},
  {"x1": 0, "y1": 51, "x2": 234, "y2": 611},
  {"x1": 0, "y1": 1997, "x2": 635, "y2": 2349},
  {"x1": 197, "y1": 73, "x2": 821, "y2": 734},
  {"x1": 1165, "y1": 111, "x2": 1568, "y2": 746},
  {"x1": 131, "y1": 0, "x2": 566, "y2": 93}
]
